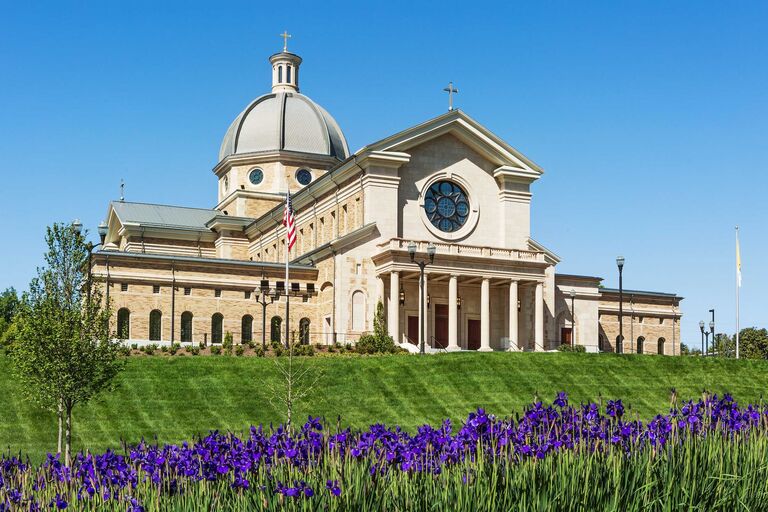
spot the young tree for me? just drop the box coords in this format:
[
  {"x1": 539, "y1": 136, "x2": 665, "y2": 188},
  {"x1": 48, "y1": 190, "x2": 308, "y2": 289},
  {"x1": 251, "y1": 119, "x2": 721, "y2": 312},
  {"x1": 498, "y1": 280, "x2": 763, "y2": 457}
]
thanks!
[
  {"x1": 739, "y1": 327, "x2": 768, "y2": 359},
  {"x1": 11, "y1": 222, "x2": 124, "y2": 464},
  {"x1": 0, "y1": 287, "x2": 19, "y2": 339},
  {"x1": 267, "y1": 331, "x2": 323, "y2": 430}
]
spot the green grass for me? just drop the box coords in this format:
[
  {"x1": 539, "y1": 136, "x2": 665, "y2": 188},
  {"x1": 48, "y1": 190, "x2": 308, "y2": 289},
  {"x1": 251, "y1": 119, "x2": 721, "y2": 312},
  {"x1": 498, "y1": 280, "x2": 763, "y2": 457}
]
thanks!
[{"x1": 1, "y1": 352, "x2": 768, "y2": 461}]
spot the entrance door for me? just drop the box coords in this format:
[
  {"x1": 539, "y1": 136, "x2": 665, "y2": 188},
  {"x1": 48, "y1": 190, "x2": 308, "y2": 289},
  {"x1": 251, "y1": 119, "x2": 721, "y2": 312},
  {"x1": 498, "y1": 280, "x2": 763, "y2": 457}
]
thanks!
[
  {"x1": 561, "y1": 327, "x2": 572, "y2": 346},
  {"x1": 407, "y1": 316, "x2": 419, "y2": 345},
  {"x1": 467, "y1": 319, "x2": 481, "y2": 350},
  {"x1": 434, "y1": 304, "x2": 448, "y2": 348}
]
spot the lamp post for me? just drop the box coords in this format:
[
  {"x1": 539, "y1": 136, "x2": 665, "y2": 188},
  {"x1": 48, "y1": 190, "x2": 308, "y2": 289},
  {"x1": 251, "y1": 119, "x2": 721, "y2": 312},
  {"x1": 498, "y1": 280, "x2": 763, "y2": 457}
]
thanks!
[
  {"x1": 73, "y1": 220, "x2": 108, "y2": 306},
  {"x1": 616, "y1": 256, "x2": 625, "y2": 354},
  {"x1": 569, "y1": 289, "x2": 576, "y2": 346},
  {"x1": 408, "y1": 241, "x2": 436, "y2": 355},
  {"x1": 699, "y1": 320, "x2": 705, "y2": 356},
  {"x1": 255, "y1": 287, "x2": 275, "y2": 351},
  {"x1": 709, "y1": 309, "x2": 715, "y2": 356}
]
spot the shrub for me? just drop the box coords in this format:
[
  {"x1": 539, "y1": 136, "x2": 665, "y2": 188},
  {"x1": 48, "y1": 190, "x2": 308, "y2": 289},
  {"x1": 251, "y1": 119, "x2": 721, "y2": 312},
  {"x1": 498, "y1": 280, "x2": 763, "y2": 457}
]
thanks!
[
  {"x1": 184, "y1": 345, "x2": 194, "y2": 353},
  {"x1": 294, "y1": 344, "x2": 314, "y2": 357},
  {"x1": 131, "y1": 343, "x2": 138, "y2": 351},
  {"x1": 223, "y1": 332, "x2": 233, "y2": 355},
  {"x1": 199, "y1": 341, "x2": 207, "y2": 349},
  {"x1": 190, "y1": 347, "x2": 200, "y2": 356},
  {"x1": 160, "y1": 345, "x2": 168, "y2": 353},
  {"x1": 558, "y1": 344, "x2": 587, "y2": 353},
  {"x1": 235, "y1": 345, "x2": 245, "y2": 357},
  {"x1": 118, "y1": 346, "x2": 131, "y2": 357},
  {"x1": 169, "y1": 343, "x2": 180, "y2": 355},
  {"x1": 355, "y1": 302, "x2": 398, "y2": 354},
  {"x1": 255, "y1": 346, "x2": 265, "y2": 357},
  {"x1": 328, "y1": 344, "x2": 336, "y2": 353},
  {"x1": 274, "y1": 345, "x2": 283, "y2": 357},
  {"x1": 143, "y1": 344, "x2": 158, "y2": 356},
  {"x1": 210, "y1": 346, "x2": 222, "y2": 356}
]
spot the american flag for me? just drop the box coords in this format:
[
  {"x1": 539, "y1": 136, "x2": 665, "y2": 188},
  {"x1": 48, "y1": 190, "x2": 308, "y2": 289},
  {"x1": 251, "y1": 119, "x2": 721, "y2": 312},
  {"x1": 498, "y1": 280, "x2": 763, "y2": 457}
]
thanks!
[{"x1": 283, "y1": 191, "x2": 296, "y2": 252}]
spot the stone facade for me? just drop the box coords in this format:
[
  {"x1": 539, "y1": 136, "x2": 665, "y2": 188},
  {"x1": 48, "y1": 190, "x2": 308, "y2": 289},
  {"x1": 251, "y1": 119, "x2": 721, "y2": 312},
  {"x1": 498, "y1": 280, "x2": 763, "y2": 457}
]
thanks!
[{"x1": 90, "y1": 48, "x2": 683, "y2": 352}]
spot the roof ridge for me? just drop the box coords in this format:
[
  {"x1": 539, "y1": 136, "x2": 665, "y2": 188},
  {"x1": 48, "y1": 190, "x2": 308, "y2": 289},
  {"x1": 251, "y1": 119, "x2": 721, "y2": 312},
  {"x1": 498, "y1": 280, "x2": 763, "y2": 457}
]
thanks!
[{"x1": 112, "y1": 200, "x2": 219, "y2": 213}]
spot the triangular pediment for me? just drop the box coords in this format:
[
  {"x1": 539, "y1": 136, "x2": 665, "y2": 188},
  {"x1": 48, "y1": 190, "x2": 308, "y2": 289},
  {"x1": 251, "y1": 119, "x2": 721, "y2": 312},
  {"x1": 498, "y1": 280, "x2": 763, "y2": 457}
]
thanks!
[{"x1": 360, "y1": 110, "x2": 543, "y2": 175}]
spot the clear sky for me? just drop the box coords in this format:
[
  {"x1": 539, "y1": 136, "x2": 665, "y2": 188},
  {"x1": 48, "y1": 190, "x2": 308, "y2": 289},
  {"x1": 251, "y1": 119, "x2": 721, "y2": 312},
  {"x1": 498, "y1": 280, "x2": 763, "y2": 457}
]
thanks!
[{"x1": 1, "y1": 1, "x2": 765, "y2": 346}]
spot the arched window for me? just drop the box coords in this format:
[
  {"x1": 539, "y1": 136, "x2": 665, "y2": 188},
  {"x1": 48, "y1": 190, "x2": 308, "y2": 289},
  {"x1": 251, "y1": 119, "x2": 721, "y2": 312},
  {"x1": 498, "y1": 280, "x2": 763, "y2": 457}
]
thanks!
[
  {"x1": 117, "y1": 308, "x2": 130, "y2": 339},
  {"x1": 180, "y1": 312, "x2": 193, "y2": 342},
  {"x1": 658, "y1": 338, "x2": 666, "y2": 355},
  {"x1": 637, "y1": 336, "x2": 645, "y2": 354},
  {"x1": 351, "y1": 291, "x2": 365, "y2": 331},
  {"x1": 278, "y1": 65, "x2": 283, "y2": 83},
  {"x1": 598, "y1": 334, "x2": 607, "y2": 352},
  {"x1": 242, "y1": 315, "x2": 253, "y2": 343},
  {"x1": 270, "y1": 316, "x2": 282, "y2": 343},
  {"x1": 211, "y1": 313, "x2": 223, "y2": 344},
  {"x1": 299, "y1": 318, "x2": 310, "y2": 345},
  {"x1": 286, "y1": 65, "x2": 292, "y2": 83},
  {"x1": 149, "y1": 310, "x2": 162, "y2": 341}
]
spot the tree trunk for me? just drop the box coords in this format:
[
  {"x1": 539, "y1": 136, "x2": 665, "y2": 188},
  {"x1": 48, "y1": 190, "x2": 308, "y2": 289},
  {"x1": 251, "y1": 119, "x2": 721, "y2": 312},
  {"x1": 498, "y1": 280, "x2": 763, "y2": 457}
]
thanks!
[
  {"x1": 57, "y1": 400, "x2": 63, "y2": 455},
  {"x1": 64, "y1": 404, "x2": 72, "y2": 466}
]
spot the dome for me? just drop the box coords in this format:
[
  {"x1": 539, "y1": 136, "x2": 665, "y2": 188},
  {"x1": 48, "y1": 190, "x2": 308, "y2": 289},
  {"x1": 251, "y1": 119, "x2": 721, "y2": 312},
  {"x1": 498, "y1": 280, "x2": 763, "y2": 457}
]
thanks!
[
  {"x1": 218, "y1": 50, "x2": 349, "y2": 162},
  {"x1": 218, "y1": 91, "x2": 349, "y2": 162}
]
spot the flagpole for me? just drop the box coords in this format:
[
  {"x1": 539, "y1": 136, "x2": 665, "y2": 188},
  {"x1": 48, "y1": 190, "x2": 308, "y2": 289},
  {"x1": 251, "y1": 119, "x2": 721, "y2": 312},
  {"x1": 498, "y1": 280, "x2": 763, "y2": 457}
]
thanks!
[
  {"x1": 735, "y1": 226, "x2": 740, "y2": 359},
  {"x1": 285, "y1": 205, "x2": 291, "y2": 349}
]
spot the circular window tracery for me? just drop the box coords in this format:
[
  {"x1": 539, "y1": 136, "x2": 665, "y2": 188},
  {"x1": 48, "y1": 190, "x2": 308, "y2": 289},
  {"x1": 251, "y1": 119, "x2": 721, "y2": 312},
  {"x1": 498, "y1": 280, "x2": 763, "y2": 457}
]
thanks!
[
  {"x1": 249, "y1": 168, "x2": 264, "y2": 185},
  {"x1": 296, "y1": 168, "x2": 312, "y2": 186},
  {"x1": 423, "y1": 180, "x2": 469, "y2": 233}
]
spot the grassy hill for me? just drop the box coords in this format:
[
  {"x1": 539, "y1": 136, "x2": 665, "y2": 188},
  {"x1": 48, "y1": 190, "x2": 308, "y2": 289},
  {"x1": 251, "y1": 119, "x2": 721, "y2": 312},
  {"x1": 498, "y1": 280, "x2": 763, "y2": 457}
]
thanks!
[{"x1": 2, "y1": 352, "x2": 767, "y2": 461}]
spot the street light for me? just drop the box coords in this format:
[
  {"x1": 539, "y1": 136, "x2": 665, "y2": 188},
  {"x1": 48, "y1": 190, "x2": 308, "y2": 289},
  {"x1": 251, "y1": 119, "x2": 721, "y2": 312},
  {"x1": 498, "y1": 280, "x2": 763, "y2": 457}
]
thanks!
[
  {"x1": 408, "y1": 241, "x2": 436, "y2": 355},
  {"x1": 709, "y1": 320, "x2": 715, "y2": 356},
  {"x1": 73, "y1": 220, "x2": 108, "y2": 306},
  {"x1": 569, "y1": 288, "x2": 576, "y2": 346},
  {"x1": 616, "y1": 256, "x2": 625, "y2": 354},
  {"x1": 699, "y1": 320, "x2": 705, "y2": 356},
  {"x1": 255, "y1": 281, "x2": 275, "y2": 351}
]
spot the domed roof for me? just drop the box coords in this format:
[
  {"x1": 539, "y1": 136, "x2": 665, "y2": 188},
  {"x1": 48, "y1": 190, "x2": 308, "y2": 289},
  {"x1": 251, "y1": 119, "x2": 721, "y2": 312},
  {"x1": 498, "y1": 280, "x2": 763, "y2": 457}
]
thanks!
[{"x1": 218, "y1": 91, "x2": 349, "y2": 162}]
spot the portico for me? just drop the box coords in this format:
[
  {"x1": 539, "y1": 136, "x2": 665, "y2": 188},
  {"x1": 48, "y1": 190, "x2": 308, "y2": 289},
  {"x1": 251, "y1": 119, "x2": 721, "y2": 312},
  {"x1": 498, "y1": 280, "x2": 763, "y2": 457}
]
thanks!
[{"x1": 374, "y1": 239, "x2": 552, "y2": 351}]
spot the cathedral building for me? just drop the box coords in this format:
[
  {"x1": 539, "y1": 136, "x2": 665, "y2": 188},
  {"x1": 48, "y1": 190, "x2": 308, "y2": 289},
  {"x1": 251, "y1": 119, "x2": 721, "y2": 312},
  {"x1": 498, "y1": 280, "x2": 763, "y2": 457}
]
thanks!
[{"x1": 92, "y1": 45, "x2": 682, "y2": 354}]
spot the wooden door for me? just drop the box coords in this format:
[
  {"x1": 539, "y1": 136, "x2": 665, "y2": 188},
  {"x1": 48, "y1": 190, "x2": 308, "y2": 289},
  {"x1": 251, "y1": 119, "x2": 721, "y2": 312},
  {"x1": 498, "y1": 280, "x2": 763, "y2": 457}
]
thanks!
[
  {"x1": 467, "y1": 319, "x2": 481, "y2": 350},
  {"x1": 434, "y1": 304, "x2": 448, "y2": 348},
  {"x1": 407, "y1": 316, "x2": 419, "y2": 345},
  {"x1": 561, "y1": 328, "x2": 572, "y2": 345}
]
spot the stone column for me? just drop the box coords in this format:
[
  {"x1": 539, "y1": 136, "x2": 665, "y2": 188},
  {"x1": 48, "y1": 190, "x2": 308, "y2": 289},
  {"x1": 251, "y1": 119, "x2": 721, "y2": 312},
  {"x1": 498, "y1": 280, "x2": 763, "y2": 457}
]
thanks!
[
  {"x1": 508, "y1": 279, "x2": 518, "y2": 351},
  {"x1": 447, "y1": 274, "x2": 459, "y2": 351},
  {"x1": 480, "y1": 278, "x2": 492, "y2": 351},
  {"x1": 388, "y1": 271, "x2": 400, "y2": 342},
  {"x1": 376, "y1": 275, "x2": 384, "y2": 307},
  {"x1": 534, "y1": 281, "x2": 544, "y2": 351},
  {"x1": 422, "y1": 272, "x2": 429, "y2": 348}
]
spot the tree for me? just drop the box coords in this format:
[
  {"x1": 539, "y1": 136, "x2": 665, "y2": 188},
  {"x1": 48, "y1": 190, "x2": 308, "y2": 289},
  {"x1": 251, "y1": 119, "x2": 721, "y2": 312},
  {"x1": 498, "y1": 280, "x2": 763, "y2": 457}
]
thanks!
[
  {"x1": 738, "y1": 327, "x2": 768, "y2": 359},
  {"x1": 266, "y1": 332, "x2": 323, "y2": 430},
  {"x1": 11, "y1": 222, "x2": 124, "y2": 464},
  {"x1": 0, "y1": 287, "x2": 19, "y2": 340},
  {"x1": 356, "y1": 301, "x2": 398, "y2": 354}
]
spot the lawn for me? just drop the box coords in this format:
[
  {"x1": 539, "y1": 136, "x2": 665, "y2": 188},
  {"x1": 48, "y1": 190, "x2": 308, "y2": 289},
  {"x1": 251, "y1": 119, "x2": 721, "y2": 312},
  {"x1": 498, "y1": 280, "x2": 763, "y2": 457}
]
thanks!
[{"x1": 1, "y1": 351, "x2": 767, "y2": 461}]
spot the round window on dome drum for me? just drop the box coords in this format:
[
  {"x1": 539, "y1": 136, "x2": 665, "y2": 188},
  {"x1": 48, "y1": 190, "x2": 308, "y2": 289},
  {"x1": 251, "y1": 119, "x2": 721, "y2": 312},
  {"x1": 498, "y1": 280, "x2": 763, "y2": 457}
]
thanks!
[
  {"x1": 295, "y1": 169, "x2": 312, "y2": 186},
  {"x1": 423, "y1": 180, "x2": 470, "y2": 233},
  {"x1": 249, "y1": 168, "x2": 264, "y2": 185}
]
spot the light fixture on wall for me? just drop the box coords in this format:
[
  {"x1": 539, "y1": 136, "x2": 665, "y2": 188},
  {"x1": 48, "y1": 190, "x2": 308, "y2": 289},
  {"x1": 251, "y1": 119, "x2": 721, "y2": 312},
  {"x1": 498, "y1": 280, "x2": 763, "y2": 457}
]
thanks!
[
  {"x1": 457, "y1": 296, "x2": 462, "y2": 309},
  {"x1": 399, "y1": 284, "x2": 405, "y2": 306},
  {"x1": 427, "y1": 294, "x2": 431, "y2": 308},
  {"x1": 517, "y1": 300, "x2": 522, "y2": 312}
]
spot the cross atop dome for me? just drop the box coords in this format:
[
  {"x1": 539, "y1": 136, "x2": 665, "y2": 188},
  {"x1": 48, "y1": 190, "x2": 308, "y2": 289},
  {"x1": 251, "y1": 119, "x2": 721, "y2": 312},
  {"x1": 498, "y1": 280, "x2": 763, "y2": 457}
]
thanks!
[{"x1": 270, "y1": 32, "x2": 302, "y2": 92}]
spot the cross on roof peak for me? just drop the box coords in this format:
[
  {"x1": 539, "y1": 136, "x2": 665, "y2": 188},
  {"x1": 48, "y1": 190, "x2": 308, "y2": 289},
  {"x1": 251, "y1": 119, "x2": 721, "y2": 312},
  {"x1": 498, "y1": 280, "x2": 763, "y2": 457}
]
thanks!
[{"x1": 443, "y1": 81, "x2": 459, "y2": 111}]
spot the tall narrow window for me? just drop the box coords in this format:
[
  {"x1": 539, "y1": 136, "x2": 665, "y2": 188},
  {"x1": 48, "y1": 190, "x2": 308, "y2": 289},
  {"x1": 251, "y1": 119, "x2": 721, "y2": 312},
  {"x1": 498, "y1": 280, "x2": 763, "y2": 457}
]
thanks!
[
  {"x1": 242, "y1": 315, "x2": 253, "y2": 343},
  {"x1": 286, "y1": 65, "x2": 292, "y2": 83},
  {"x1": 278, "y1": 65, "x2": 283, "y2": 83},
  {"x1": 149, "y1": 310, "x2": 162, "y2": 341},
  {"x1": 181, "y1": 312, "x2": 193, "y2": 342},
  {"x1": 657, "y1": 338, "x2": 665, "y2": 355},
  {"x1": 270, "y1": 316, "x2": 282, "y2": 343},
  {"x1": 299, "y1": 318, "x2": 310, "y2": 345},
  {"x1": 211, "y1": 313, "x2": 223, "y2": 344},
  {"x1": 117, "y1": 308, "x2": 130, "y2": 339},
  {"x1": 637, "y1": 336, "x2": 645, "y2": 354}
]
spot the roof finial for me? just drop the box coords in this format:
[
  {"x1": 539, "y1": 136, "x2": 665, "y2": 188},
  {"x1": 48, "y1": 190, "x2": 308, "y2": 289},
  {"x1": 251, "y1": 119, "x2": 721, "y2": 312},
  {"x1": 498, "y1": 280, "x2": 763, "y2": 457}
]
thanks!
[
  {"x1": 280, "y1": 30, "x2": 292, "y2": 52},
  {"x1": 443, "y1": 81, "x2": 459, "y2": 111},
  {"x1": 120, "y1": 178, "x2": 125, "y2": 202}
]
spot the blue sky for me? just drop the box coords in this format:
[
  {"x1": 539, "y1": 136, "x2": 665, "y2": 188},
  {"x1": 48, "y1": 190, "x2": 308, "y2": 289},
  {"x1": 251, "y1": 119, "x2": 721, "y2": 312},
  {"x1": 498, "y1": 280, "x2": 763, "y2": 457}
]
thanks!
[{"x1": 1, "y1": 1, "x2": 766, "y2": 346}]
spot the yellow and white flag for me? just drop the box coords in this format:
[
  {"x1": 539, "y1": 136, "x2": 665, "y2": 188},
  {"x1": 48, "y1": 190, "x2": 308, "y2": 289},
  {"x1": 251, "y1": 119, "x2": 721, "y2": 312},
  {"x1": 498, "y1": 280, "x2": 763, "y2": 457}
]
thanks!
[{"x1": 736, "y1": 227, "x2": 742, "y2": 288}]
